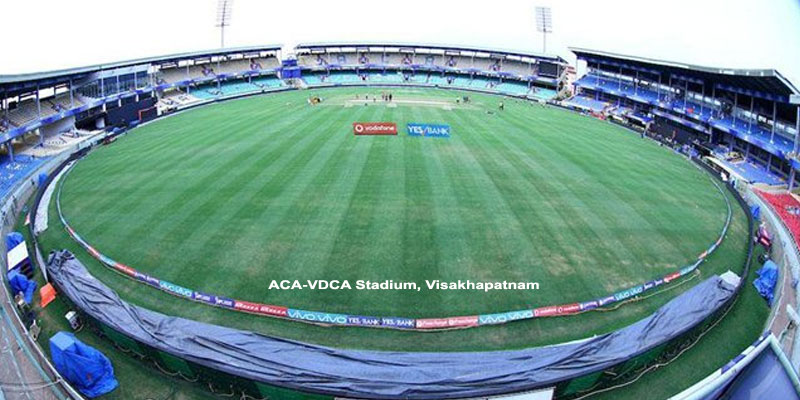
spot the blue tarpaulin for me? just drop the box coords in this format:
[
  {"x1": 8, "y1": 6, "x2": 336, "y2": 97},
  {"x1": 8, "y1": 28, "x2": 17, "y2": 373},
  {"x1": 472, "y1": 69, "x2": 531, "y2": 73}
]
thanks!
[
  {"x1": 49, "y1": 332, "x2": 118, "y2": 398},
  {"x1": 754, "y1": 260, "x2": 779, "y2": 306},
  {"x1": 751, "y1": 205, "x2": 760, "y2": 220},
  {"x1": 6, "y1": 231, "x2": 24, "y2": 250},
  {"x1": 47, "y1": 250, "x2": 736, "y2": 399},
  {"x1": 708, "y1": 345, "x2": 800, "y2": 399},
  {"x1": 38, "y1": 172, "x2": 48, "y2": 187},
  {"x1": 7, "y1": 268, "x2": 36, "y2": 304}
]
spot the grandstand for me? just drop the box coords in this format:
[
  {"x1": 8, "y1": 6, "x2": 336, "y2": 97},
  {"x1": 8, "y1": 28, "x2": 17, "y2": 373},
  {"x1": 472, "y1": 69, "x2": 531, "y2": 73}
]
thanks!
[
  {"x1": 293, "y1": 42, "x2": 566, "y2": 99},
  {"x1": 571, "y1": 47, "x2": 800, "y2": 188}
]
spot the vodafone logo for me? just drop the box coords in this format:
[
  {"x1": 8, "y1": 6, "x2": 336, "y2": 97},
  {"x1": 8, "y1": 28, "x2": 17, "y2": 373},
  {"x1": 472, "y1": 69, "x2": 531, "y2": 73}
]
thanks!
[{"x1": 353, "y1": 122, "x2": 398, "y2": 135}]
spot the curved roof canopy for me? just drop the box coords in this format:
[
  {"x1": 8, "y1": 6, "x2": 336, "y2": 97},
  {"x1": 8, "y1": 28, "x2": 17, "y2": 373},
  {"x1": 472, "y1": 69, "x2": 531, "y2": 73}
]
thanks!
[{"x1": 570, "y1": 47, "x2": 799, "y2": 102}]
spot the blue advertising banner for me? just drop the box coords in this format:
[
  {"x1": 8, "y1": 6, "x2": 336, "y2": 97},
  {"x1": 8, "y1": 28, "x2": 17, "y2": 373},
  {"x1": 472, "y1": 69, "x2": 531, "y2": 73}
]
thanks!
[
  {"x1": 407, "y1": 123, "x2": 451, "y2": 138},
  {"x1": 215, "y1": 297, "x2": 235, "y2": 309},
  {"x1": 288, "y1": 309, "x2": 349, "y2": 325},
  {"x1": 159, "y1": 280, "x2": 194, "y2": 298},
  {"x1": 380, "y1": 316, "x2": 415, "y2": 329},
  {"x1": 346, "y1": 315, "x2": 382, "y2": 326},
  {"x1": 478, "y1": 310, "x2": 534, "y2": 325},
  {"x1": 193, "y1": 291, "x2": 217, "y2": 305}
]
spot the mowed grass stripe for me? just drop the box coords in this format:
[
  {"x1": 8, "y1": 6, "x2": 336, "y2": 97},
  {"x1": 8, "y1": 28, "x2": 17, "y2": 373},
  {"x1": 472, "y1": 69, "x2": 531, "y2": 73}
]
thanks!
[
  {"x1": 63, "y1": 98, "x2": 291, "y2": 219},
  {"x1": 89, "y1": 100, "x2": 334, "y2": 272},
  {"x1": 451, "y1": 109, "x2": 616, "y2": 300},
  {"x1": 237, "y1": 105, "x2": 381, "y2": 308},
  {"x1": 146, "y1": 107, "x2": 349, "y2": 286},
  {"x1": 61, "y1": 98, "x2": 301, "y2": 248},
  {"x1": 462, "y1": 108, "x2": 667, "y2": 288},
  {"x1": 417, "y1": 105, "x2": 540, "y2": 312},
  {"x1": 418, "y1": 108, "x2": 552, "y2": 311},
  {"x1": 497, "y1": 106, "x2": 724, "y2": 263},
  {"x1": 450, "y1": 108, "x2": 612, "y2": 302}
]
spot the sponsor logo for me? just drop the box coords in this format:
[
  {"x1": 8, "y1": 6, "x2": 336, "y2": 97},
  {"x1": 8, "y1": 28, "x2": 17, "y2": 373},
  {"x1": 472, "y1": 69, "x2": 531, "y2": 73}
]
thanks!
[
  {"x1": 447, "y1": 315, "x2": 479, "y2": 327},
  {"x1": 407, "y1": 123, "x2": 451, "y2": 138},
  {"x1": 347, "y1": 315, "x2": 382, "y2": 326},
  {"x1": 193, "y1": 291, "x2": 216, "y2": 305},
  {"x1": 353, "y1": 122, "x2": 397, "y2": 135},
  {"x1": 258, "y1": 304, "x2": 288, "y2": 317},
  {"x1": 478, "y1": 310, "x2": 534, "y2": 325},
  {"x1": 99, "y1": 255, "x2": 115, "y2": 265},
  {"x1": 597, "y1": 295, "x2": 617, "y2": 306},
  {"x1": 416, "y1": 318, "x2": 450, "y2": 329},
  {"x1": 233, "y1": 300, "x2": 285, "y2": 316},
  {"x1": 159, "y1": 280, "x2": 194, "y2": 298},
  {"x1": 215, "y1": 297, "x2": 235, "y2": 308},
  {"x1": 663, "y1": 272, "x2": 681, "y2": 283},
  {"x1": 287, "y1": 309, "x2": 348, "y2": 325},
  {"x1": 114, "y1": 262, "x2": 137, "y2": 277},
  {"x1": 580, "y1": 300, "x2": 599, "y2": 311},
  {"x1": 86, "y1": 246, "x2": 100, "y2": 258},
  {"x1": 614, "y1": 285, "x2": 644, "y2": 302},
  {"x1": 555, "y1": 303, "x2": 581, "y2": 315},
  {"x1": 135, "y1": 272, "x2": 160, "y2": 288},
  {"x1": 534, "y1": 306, "x2": 559, "y2": 317},
  {"x1": 380, "y1": 317, "x2": 415, "y2": 329}
]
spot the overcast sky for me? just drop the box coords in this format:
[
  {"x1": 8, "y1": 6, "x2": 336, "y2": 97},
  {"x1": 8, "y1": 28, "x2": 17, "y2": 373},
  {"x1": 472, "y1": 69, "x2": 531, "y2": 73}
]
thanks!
[{"x1": 2, "y1": 0, "x2": 799, "y2": 87}]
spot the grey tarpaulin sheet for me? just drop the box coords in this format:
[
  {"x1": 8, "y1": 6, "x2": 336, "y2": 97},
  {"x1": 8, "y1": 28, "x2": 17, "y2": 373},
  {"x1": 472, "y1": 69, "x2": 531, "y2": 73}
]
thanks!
[{"x1": 48, "y1": 250, "x2": 735, "y2": 399}]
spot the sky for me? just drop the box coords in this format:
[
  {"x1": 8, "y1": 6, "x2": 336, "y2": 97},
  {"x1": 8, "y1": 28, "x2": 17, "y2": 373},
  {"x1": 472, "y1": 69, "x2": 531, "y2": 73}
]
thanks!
[{"x1": 1, "y1": 0, "x2": 799, "y2": 87}]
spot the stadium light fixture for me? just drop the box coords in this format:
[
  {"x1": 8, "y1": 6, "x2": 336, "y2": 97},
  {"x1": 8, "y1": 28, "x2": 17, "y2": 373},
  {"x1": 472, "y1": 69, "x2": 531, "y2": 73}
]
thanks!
[
  {"x1": 535, "y1": 6, "x2": 553, "y2": 54},
  {"x1": 215, "y1": 0, "x2": 234, "y2": 48}
]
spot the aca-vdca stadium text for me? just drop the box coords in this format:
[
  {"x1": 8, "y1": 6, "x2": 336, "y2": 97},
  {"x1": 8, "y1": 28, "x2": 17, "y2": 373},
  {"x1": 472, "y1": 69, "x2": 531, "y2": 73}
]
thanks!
[{"x1": 268, "y1": 280, "x2": 540, "y2": 292}]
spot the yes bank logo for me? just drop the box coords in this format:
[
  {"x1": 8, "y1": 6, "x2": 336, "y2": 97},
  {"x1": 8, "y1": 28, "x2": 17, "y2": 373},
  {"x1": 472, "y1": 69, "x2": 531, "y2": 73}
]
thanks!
[
  {"x1": 408, "y1": 125, "x2": 425, "y2": 136},
  {"x1": 407, "y1": 123, "x2": 451, "y2": 138}
]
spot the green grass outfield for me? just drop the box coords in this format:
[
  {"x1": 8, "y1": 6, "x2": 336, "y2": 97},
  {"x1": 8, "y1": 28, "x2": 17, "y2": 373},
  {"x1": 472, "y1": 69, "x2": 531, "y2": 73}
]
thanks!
[{"x1": 39, "y1": 87, "x2": 749, "y2": 351}]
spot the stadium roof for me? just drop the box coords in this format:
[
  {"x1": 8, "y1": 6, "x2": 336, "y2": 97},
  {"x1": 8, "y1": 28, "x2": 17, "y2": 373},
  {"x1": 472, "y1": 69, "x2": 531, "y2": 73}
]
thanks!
[
  {"x1": 570, "y1": 47, "x2": 799, "y2": 101},
  {"x1": 295, "y1": 41, "x2": 567, "y2": 63},
  {"x1": 0, "y1": 45, "x2": 282, "y2": 92}
]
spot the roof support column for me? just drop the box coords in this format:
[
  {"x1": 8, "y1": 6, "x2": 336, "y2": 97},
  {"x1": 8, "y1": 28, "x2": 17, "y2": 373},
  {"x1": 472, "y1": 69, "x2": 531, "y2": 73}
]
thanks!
[
  {"x1": 792, "y1": 106, "x2": 800, "y2": 154},
  {"x1": 770, "y1": 101, "x2": 777, "y2": 143},
  {"x1": 69, "y1": 79, "x2": 74, "y2": 109},
  {"x1": 7, "y1": 141, "x2": 14, "y2": 163},
  {"x1": 657, "y1": 74, "x2": 662, "y2": 101},
  {"x1": 683, "y1": 79, "x2": 689, "y2": 111},
  {"x1": 35, "y1": 84, "x2": 41, "y2": 120},
  {"x1": 712, "y1": 85, "x2": 717, "y2": 118},
  {"x1": 699, "y1": 86, "x2": 705, "y2": 117},
  {"x1": 217, "y1": 57, "x2": 222, "y2": 92},
  {"x1": 767, "y1": 153, "x2": 772, "y2": 173},
  {"x1": 747, "y1": 97, "x2": 755, "y2": 133}
]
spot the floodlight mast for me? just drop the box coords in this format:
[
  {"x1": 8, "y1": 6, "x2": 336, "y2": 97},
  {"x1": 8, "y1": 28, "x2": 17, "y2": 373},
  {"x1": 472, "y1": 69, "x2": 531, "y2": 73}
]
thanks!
[
  {"x1": 535, "y1": 7, "x2": 553, "y2": 54},
  {"x1": 216, "y1": 0, "x2": 234, "y2": 48}
]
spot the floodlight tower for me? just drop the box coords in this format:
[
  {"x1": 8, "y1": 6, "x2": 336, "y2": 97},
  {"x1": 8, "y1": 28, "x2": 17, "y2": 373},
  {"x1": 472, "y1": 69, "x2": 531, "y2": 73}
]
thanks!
[
  {"x1": 535, "y1": 6, "x2": 553, "y2": 54},
  {"x1": 216, "y1": 0, "x2": 234, "y2": 48}
]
